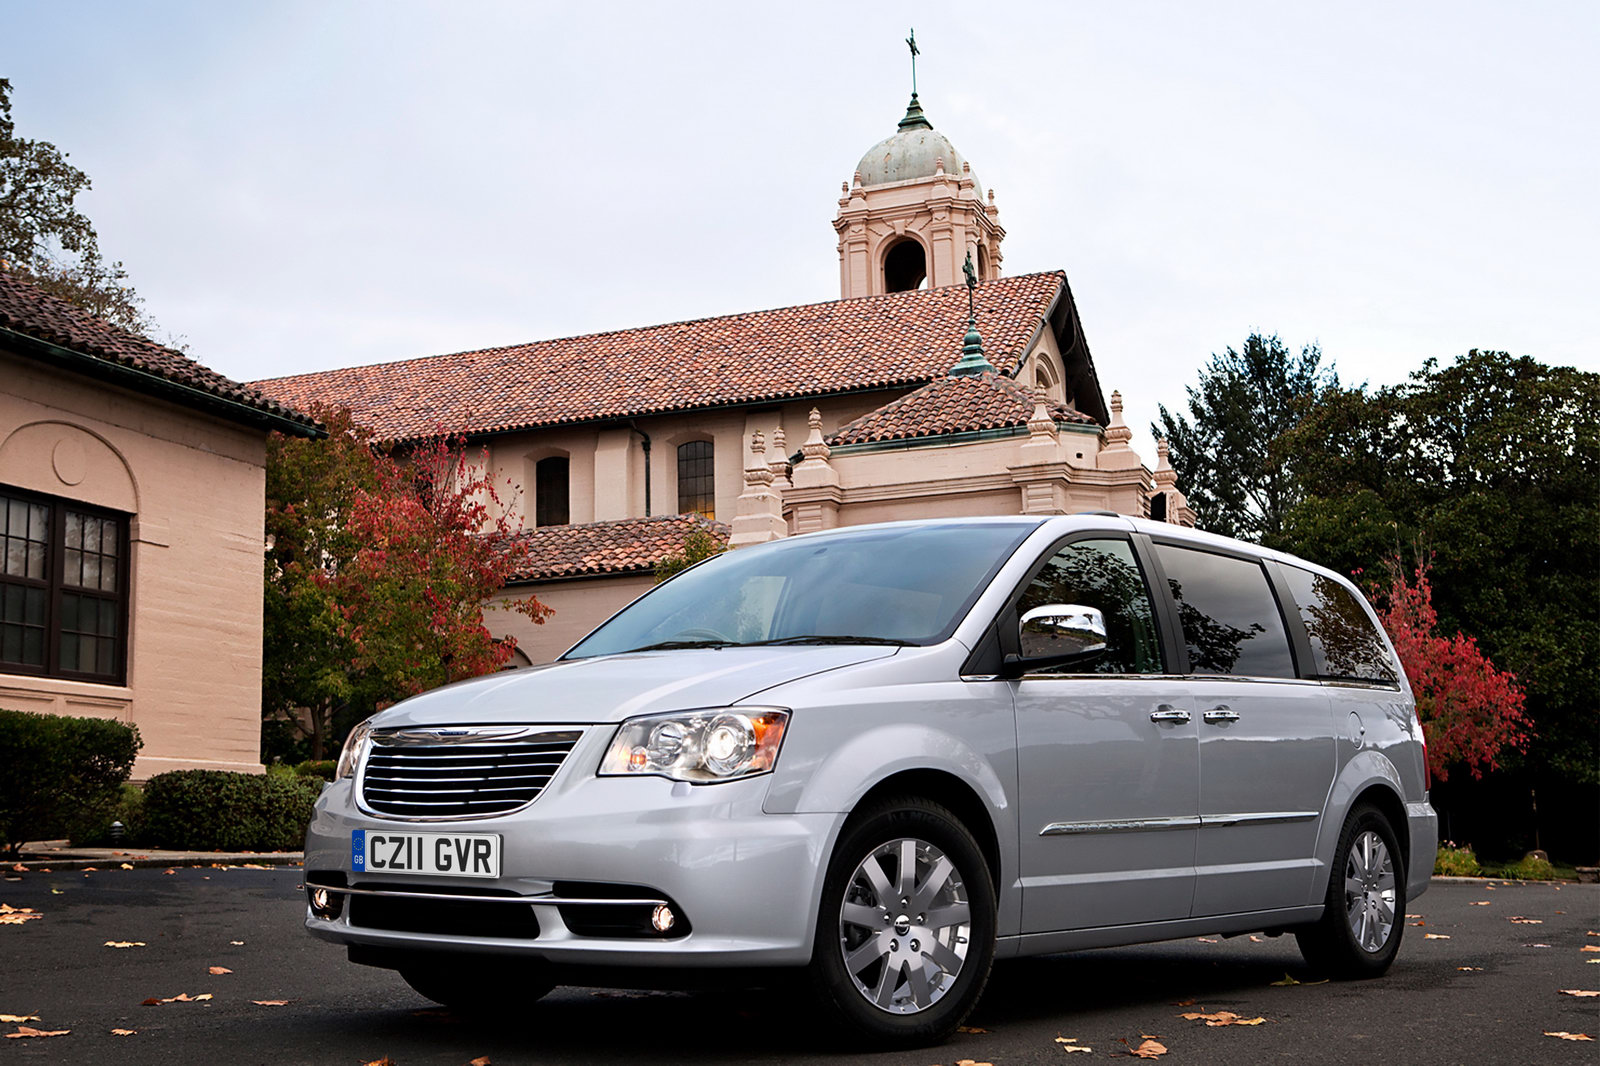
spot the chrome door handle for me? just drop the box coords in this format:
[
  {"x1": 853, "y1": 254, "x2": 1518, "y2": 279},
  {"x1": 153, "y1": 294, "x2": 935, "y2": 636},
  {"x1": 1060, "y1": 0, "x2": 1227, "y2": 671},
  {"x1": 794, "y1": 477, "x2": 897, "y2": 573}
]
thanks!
[
  {"x1": 1203, "y1": 705, "x2": 1240, "y2": 723},
  {"x1": 1150, "y1": 706, "x2": 1191, "y2": 723}
]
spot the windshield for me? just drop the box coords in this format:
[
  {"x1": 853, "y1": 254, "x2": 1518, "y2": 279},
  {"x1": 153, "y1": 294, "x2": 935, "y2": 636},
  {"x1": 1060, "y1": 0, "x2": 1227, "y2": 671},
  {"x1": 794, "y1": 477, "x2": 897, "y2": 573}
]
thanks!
[{"x1": 564, "y1": 522, "x2": 1036, "y2": 658}]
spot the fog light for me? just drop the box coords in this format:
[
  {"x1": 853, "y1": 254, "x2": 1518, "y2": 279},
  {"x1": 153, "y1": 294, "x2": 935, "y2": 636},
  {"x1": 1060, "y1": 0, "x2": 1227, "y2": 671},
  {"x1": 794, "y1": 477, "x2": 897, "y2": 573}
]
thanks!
[
  {"x1": 650, "y1": 904, "x2": 676, "y2": 933},
  {"x1": 309, "y1": 886, "x2": 340, "y2": 920}
]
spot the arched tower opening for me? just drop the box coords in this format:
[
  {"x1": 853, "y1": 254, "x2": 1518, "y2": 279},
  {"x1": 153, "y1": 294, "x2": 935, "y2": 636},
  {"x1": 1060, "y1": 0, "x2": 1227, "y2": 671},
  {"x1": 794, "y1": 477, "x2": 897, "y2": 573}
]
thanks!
[{"x1": 883, "y1": 238, "x2": 928, "y2": 293}]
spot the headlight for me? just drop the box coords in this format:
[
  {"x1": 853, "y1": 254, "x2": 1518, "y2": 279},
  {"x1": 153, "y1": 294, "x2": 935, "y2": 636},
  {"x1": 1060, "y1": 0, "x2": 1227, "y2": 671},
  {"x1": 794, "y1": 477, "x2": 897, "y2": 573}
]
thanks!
[
  {"x1": 335, "y1": 718, "x2": 375, "y2": 780},
  {"x1": 599, "y1": 708, "x2": 789, "y2": 783}
]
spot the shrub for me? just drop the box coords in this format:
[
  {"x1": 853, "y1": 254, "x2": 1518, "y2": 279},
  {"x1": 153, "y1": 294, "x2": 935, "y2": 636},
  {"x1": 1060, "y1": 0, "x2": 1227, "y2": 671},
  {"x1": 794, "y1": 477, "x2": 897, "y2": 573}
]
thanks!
[
  {"x1": 68, "y1": 783, "x2": 145, "y2": 846},
  {"x1": 142, "y1": 770, "x2": 319, "y2": 851},
  {"x1": 0, "y1": 709, "x2": 141, "y2": 857},
  {"x1": 1434, "y1": 842, "x2": 1482, "y2": 877},
  {"x1": 1502, "y1": 854, "x2": 1557, "y2": 881},
  {"x1": 294, "y1": 759, "x2": 338, "y2": 783}
]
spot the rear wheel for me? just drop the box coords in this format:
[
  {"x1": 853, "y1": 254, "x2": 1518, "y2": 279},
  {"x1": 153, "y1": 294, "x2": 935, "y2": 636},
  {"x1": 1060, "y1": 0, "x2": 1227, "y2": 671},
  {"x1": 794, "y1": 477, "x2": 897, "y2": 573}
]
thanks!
[
  {"x1": 400, "y1": 958, "x2": 556, "y2": 1012},
  {"x1": 1296, "y1": 804, "x2": 1405, "y2": 978},
  {"x1": 808, "y1": 797, "x2": 997, "y2": 1047}
]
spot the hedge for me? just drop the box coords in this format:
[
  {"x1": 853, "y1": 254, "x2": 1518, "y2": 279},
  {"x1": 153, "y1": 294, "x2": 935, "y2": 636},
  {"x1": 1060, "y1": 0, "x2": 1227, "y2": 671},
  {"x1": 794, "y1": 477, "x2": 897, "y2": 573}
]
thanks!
[
  {"x1": 142, "y1": 770, "x2": 320, "y2": 851},
  {"x1": 0, "y1": 709, "x2": 141, "y2": 856}
]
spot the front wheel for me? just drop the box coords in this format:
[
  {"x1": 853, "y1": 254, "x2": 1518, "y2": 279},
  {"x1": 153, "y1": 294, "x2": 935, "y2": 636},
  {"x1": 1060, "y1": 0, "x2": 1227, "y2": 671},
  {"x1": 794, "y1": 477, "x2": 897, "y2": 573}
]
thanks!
[
  {"x1": 807, "y1": 797, "x2": 997, "y2": 1047},
  {"x1": 1296, "y1": 803, "x2": 1406, "y2": 978}
]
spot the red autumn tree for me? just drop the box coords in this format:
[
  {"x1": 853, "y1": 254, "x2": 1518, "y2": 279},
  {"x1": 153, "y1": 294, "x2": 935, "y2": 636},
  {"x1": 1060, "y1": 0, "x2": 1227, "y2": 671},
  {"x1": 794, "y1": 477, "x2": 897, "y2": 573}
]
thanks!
[
  {"x1": 1373, "y1": 558, "x2": 1530, "y2": 781},
  {"x1": 331, "y1": 434, "x2": 551, "y2": 700},
  {"x1": 264, "y1": 409, "x2": 549, "y2": 760}
]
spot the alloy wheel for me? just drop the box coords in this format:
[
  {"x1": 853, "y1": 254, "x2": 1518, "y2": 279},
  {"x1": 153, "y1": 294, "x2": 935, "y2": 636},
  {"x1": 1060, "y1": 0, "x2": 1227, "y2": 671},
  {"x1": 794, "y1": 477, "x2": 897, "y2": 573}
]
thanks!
[{"x1": 1343, "y1": 829, "x2": 1396, "y2": 953}]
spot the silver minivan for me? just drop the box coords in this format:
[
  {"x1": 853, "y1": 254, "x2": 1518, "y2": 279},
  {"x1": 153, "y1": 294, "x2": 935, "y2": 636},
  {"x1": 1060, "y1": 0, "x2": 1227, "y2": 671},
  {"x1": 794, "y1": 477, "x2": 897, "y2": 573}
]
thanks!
[{"x1": 303, "y1": 515, "x2": 1436, "y2": 1046}]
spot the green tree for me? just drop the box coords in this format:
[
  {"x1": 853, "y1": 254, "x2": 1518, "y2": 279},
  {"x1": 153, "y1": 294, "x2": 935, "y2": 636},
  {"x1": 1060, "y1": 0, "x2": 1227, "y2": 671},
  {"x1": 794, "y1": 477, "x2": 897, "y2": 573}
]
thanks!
[
  {"x1": 1154, "y1": 333, "x2": 1338, "y2": 541},
  {"x1": 1276, "y1": 352, "x2": 1599, "y2": 856},
  {"x1": 653, "y1": 526, "x2": 726, "y2": 583},
  {"x1": 0, "y1": 77, "x2": 156, "y2": 335}
]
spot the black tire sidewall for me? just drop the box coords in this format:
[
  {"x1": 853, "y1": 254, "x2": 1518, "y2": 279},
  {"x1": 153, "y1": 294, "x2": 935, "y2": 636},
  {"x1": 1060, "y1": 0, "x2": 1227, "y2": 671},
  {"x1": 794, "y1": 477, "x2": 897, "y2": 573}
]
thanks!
[
  {"x1": 809, "y1": 798, "x2": 997, "y2": 1046},
  {"x1": 1305, "y1": 804, "x2": 1407, "y2": 977}
]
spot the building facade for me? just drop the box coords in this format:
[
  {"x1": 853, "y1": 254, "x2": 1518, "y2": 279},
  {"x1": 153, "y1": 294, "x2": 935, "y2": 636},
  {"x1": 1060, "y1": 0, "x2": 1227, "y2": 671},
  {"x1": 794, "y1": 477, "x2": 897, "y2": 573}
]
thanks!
[
  {"x1": 255, "y1": 92, "x2": 1191, "y2": 664},
  {"x1": 0, "y1": 271, "x2": 319, "y2": 776}
]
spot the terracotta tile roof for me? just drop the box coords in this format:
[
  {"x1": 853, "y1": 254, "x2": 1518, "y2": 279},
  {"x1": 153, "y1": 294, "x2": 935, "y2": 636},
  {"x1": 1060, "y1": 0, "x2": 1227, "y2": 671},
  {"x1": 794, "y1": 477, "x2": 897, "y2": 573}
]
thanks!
[
  {"x1": 250, "y1": 272, "x2": 1070, "y2": 442},
  {"x1": 506, "y1": 514, "x2": 729, "y2": 583},
  {"x1": 0, "y1": 268, "x2": 319, "y2": 435},
  {"x1": 829, "y1": 371, "x2": 1099, "y2": 446}
]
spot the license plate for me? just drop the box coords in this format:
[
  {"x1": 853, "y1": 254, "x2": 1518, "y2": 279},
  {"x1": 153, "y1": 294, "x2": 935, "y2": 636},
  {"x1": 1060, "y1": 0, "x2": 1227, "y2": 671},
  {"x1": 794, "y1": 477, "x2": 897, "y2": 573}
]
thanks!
[{"x1": 352, "y1": 830, "x2": 501, "y2": 878}]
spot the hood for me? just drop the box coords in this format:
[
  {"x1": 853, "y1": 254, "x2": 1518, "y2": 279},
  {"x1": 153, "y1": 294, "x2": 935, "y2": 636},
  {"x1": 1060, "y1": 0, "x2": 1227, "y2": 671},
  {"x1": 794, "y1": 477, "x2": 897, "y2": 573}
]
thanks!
[{"x1": 371, "y1": 645, "x2": 900, "y2": 729}]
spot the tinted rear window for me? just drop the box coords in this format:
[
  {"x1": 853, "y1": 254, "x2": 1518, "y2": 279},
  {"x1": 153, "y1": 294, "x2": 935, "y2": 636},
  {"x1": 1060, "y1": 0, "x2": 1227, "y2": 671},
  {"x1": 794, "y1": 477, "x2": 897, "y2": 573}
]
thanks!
[
  {"x1": 1282, "y1": 566, "x2": 1398, "y2": 684},
  {"x1": 1154, "y1": 544, "x2": 1296, "y2": 679}
]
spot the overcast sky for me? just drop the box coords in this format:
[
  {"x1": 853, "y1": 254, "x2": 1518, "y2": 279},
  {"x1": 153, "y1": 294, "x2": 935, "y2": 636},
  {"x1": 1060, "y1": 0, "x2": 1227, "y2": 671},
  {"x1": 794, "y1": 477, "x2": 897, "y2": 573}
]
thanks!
[{"x1": 5, "y1": 1, "x2": 1596, "y2": 458}]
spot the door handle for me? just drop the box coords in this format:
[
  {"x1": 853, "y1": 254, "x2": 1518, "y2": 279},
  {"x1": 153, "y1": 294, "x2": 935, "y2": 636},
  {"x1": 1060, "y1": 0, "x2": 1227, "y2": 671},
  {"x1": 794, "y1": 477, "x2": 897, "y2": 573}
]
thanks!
[
  {"x1": 1203, "y1": 705, "x2": 1240, "y2": 724},
  {"x1": 1149, "y1": 705, "x2": 1191, "y2": 724}
]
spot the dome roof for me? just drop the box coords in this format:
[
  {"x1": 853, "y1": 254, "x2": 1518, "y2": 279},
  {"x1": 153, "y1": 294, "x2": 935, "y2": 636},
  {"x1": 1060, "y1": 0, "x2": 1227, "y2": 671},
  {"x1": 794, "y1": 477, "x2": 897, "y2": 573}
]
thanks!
[{"x1": 854, "y1": 97, "x2": 982, "y2": 194}]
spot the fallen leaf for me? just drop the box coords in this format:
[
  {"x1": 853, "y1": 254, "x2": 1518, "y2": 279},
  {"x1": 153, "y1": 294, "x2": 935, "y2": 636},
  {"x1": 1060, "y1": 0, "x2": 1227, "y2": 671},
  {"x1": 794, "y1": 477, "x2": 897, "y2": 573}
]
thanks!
[
  {"x1": 0, "y1": 910, "x2": 40, "y2": 924},
  {"x1": 82, "y1": 867, "x2": 96, "y2": 872},
  {"x1": 1249, "y1": 935, "x2": 1263, "y2": 942},
  {"x1": 111, "y1": 1029, "x2": 136, "y2": 1036},
  {"x1": 1196, "y1": 937, "x2": 1219, "y2": 943},
  {"x1": 957, "y1": 1025, "x2": 989, "y2": 1033},
  {"x1": 0, "y1": 1015, "x2": 39, "y2": 1023},
  {"x1": 1172, "y1": 998, "x2": 1195, "y2": 1006},
  {"x1": 1056, "y1": 1037, "x2": 1093, "y2": 1054},
  {"x1": 48, "y1": 888, "x2": 61, "y2": 895},
  {"x1": 1180, "y1": 1010, "x2": 1266, "y2": 1026},
  {"x1": 469, "y1": 1058, "x2": 492, "y2": 1066},
  {"x1": 1405, "y1": 913, "x2": 1423, "y2": 919},
  {"x1": 1409, "y1": 920, "x2": 1426, "y2": 927},
  {"x1": 1469, "y1": 901, "x2": 1490, "y2": 906},
  {"x1": 361, "y1": 1059, "x2": 397, "y2": 1066},
  {"x1": 230, "y1": 940, "x2": 245, "y2": 945},
  {"x1": 1587, "y1": 931, "x2": 1598, "y2": 937},
  {"x1": 143, "y1": 992, "x2": 214, "y2": 1005},
  {"x1": 1457, "y1": 966, "x2": 1483, "y2": 971},
  {"x1": 1582, "y1": 945, "x2": 1600, "y2": 953},
  {"x1": 1559, "y1": 990, "x2": 1600, "y2": 998},
  {"x1": 5, "y1": 1026, "x2": 69, "y2": 1038},
  {"x1": 1424, "y1": 933, "x2": 1450, "y2": 939},
  {"x1": 163, "y1": 869, "x2": 175, "y2": 875},
  {"x1": 954, "y1": 1060, "x2": 993, "y2": 1066},
  {"x1": 1528, "y1": 943, "x2": 1553, "y2": 948},
  {"x1": 105, "y1": 941, "x2": 145, "y2": 948},
  {"x1": 1126, "y1": 1037, "x2": 1168, "y2": 1058},
  {"x1": 119, "y1": 863, "x2": 134, "y2": 870},
  {"x1": 208, "y1": 966, "x2": 232, "y2": 975},
  {"x1": 1508, "y1": 916, "x2": 1543, "y2": 924},
  {"x1": 1271, "y1": 974, "x2": 1300, "y2": 986},
  {"x1": 251, "y1": 1000, "x2": 289, "y2": 1006},
  {"x1": 9, "y1": 864, "x2": 23, "y2": 872},
  {"x1": 1545, "y1": 1032, "x2": 1594, "y2": 1041}
]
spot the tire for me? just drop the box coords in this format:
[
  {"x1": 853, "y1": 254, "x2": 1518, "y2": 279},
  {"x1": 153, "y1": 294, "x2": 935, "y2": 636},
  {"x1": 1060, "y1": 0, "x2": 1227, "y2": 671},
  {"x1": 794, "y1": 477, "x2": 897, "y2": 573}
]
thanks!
[
  {"x1": 1296, "y1": 803, "x2": 1406, "y2": 978},
  {"x1": 807, "y1": 797, "x2": 997, "y2": 1048},
  {"x1": 400, "y1": 957, "x2": 556, "y2": 1011}
]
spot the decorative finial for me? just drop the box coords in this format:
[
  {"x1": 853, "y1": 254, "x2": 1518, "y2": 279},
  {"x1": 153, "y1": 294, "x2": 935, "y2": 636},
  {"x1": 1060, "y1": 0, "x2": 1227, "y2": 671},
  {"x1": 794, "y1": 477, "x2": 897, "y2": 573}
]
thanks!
[
  {"x1": 750, "y1": 429, "x2": 765, "y2": 456},
  {"x1": 950, "y1": 249, "x2": 994, "y2": 376},
  {"x1": 906, "y1": 28, "x2": 919, "y2": 95},
  {"x1": 897, "y1": 28, "x2": 932, "y2": 132},
  {"x1": 935, "y1": 156, "x2": 945, "y2": 176}
]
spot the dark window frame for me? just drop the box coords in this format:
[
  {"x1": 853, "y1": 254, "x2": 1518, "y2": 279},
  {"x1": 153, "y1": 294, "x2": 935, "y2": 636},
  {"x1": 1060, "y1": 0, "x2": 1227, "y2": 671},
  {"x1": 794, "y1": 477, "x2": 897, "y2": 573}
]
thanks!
[
  {"x1": 676, "y1": 440, "x2": 715, "y2": 519},
  {"x1": 0, "y1": 484, "x2": 130, "y2": 685},
  {"x1": 1145, "y1": 538, "x2": 1301, "y2": 681},
  {"x1": 534, "y1": 455, "x2": 570, "y2": 527}
]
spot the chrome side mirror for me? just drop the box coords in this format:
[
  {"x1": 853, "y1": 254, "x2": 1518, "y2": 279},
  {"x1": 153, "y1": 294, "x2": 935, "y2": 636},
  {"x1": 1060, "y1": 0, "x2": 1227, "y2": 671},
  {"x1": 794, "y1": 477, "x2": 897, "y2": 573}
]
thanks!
[{"x1": 1018, "y1": 603, "x2": 1107, "y2": 663}]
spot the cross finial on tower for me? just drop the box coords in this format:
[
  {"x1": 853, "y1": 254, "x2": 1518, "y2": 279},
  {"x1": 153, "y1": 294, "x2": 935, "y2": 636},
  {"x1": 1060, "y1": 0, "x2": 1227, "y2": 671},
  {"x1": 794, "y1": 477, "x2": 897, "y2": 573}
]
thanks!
[
  {"x1": 950, "y1": 248, "x2": 994, "y2": 376},
  {"x1": 906, "y1": 28, "x2": 919, "y2": 96}
]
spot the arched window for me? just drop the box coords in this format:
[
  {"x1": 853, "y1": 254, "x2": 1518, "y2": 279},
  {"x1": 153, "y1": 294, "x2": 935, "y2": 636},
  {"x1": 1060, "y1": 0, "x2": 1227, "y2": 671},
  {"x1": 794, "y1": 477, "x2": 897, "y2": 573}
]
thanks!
[
  {"x1": 677, "y1": 441, "x2": 714, "y2": 519},
  {"x1": 883, "y1": 238, "x2": 927, "y2": 293},
  {"x1": 535, "y1": 456, "x2": 569, "y2": 527},
  {"x1": 977, "y1": 243, "x2": 990, "y2": 281}
]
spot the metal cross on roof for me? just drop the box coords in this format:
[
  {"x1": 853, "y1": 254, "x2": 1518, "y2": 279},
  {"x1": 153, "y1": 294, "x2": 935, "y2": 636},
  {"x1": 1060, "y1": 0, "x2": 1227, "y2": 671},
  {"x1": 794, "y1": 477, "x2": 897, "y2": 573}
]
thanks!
[{"x1": 906, "y1": 28, "x2": 919, "y2": 96}]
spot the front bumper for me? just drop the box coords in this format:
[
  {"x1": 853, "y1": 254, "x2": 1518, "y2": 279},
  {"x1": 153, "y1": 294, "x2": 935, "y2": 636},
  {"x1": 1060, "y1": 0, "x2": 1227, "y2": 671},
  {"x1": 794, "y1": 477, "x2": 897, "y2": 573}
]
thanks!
[{"x1": 303, "y1": 766, "x2": 842, "y2": 968}]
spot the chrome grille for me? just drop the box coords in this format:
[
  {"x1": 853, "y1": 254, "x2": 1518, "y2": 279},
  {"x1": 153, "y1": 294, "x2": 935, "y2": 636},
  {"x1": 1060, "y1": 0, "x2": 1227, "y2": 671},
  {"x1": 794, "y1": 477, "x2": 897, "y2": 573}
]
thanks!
[{"x1": 359, "y1": 728, "x2": 582, "y2": 819}]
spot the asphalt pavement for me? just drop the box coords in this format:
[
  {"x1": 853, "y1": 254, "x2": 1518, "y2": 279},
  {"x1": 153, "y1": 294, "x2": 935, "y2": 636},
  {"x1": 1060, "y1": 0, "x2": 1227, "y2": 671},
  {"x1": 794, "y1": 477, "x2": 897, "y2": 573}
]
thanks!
[{"x1": 1, "y1": 865, "x2": 1596, "y2": 1065}]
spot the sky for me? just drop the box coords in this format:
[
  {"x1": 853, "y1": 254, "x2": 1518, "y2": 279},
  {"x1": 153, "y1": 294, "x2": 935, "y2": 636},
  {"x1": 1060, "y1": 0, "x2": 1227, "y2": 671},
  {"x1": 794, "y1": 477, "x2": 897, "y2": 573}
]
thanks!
[{"x1": 4, "y1": 1, "x2": 1597, "y2": 459}]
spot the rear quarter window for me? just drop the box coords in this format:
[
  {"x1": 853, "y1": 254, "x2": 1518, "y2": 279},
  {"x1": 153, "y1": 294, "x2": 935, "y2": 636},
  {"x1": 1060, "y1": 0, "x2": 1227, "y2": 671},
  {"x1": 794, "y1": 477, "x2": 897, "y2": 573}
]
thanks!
[
  {"x1": 1153, "y1": 543, "x2": 1297, "y2": 679},
  {"x1": 1282, "y1": 566, "x2": 1398, "y2": 684}
]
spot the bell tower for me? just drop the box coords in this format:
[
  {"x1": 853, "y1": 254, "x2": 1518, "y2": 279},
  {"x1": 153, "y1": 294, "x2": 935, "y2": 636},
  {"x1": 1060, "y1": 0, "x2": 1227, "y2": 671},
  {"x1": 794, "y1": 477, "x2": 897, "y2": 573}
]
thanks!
[{"x1": 833, "y1": 35, "x2": 1005, "y2": 300}]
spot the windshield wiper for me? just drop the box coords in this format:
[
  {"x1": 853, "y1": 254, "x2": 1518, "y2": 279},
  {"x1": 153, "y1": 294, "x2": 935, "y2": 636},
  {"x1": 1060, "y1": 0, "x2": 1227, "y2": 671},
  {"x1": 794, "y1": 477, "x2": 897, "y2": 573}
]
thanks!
[
  {"x1": 743, "y1": 635, "x2": 914, "y2": 647},
  {"x1": 623, "y1": 639, "x2": 737, "y2": 653}
]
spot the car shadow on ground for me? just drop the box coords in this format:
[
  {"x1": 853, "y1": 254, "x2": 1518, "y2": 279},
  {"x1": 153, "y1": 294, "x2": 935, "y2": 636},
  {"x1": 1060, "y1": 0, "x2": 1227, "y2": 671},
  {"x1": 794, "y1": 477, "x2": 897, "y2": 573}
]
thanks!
[{"x1": 280, "y1": 943, "x2": 1325, "y2": 1061}]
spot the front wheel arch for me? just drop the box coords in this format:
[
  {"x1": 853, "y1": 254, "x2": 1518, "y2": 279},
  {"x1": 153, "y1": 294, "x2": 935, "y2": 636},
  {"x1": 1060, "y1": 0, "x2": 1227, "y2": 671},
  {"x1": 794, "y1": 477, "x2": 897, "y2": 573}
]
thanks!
[{"x1": 850, "y1": 769, "x2": 1003, "y2": 894}]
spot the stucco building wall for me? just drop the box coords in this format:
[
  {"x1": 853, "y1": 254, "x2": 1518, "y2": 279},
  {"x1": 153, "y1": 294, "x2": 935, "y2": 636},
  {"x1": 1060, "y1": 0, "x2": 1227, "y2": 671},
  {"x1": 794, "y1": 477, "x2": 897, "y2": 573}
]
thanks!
[
  {"x1": 488, "y1": 573, "x2": 656, "y2": 666},
  {"x1": 0, "y1": 352, "x2": 270, "y2": 778}
]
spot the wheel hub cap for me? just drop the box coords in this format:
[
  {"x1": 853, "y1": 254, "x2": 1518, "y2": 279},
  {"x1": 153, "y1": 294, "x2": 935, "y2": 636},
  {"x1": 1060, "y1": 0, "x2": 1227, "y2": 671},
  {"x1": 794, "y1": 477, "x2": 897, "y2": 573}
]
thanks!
[
  {"x1": 838, "y1": 837, "x2": 972, "y2": 1015},
  {"x1": 1343, "y1": 830, "x2": 1397, "y2": 953}
]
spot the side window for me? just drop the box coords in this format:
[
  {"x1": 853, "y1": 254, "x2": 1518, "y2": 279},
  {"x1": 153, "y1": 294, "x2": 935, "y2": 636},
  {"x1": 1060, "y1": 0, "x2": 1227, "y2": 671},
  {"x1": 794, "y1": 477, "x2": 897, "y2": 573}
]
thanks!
[
  {"x1": 534, "y1": 456, "x2": 569, "y2": 527},
  {"x1": 677, "y1": 441, "x2": 714, "y2": 519},
  {"x1": 1282, "y1": 566, "x2": 1398, "y2": 684},
  {"x1": 1017, "y1": 538, "x2": 1163, "y2": 674},
  {"x1": 1153, "y1": 544, "x2": 1296, "y2": 679}
]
